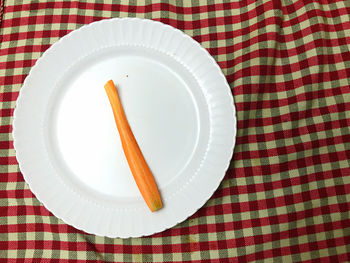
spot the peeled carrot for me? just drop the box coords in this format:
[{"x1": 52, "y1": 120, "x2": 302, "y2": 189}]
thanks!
[{"x1": 104, "y1": 80, "x2": 162, "y2": 212}]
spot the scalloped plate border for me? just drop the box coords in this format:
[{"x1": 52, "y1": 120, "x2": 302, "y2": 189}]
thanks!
[{"x1": 13, "y1": 18, "x2": 236, "y2": 238}]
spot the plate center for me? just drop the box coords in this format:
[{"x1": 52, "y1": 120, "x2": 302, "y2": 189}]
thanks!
[{"x1": 52, "y1": 48, "x2": 199, "y2": 198}]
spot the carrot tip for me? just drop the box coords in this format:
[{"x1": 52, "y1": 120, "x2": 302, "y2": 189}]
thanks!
[{"x1": 149, "y1": 199, "x2": 163, "y2": 212}]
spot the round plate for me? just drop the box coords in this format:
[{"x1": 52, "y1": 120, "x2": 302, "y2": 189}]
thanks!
[{"x1": 13, "y1": 18, "x2": 236, "y2": 238}]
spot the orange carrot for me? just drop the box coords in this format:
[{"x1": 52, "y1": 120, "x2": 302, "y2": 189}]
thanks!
[{"x1": 104, "y1": 80, "x2": 162, "y2": 212}]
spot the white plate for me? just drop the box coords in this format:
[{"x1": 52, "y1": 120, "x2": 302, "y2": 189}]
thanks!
[{"x1": 13, "y1": 18, "x2": 236, "y2": 238}]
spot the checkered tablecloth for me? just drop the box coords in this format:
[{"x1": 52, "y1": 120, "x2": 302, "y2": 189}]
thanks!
[{"x1": 1, "y1": 0, "x2": 350, "y2": 262}]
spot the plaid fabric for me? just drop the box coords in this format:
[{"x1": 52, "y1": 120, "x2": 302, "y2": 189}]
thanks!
[{"x1": 1, "y1": 0, "x2": 350, "y2": 262}]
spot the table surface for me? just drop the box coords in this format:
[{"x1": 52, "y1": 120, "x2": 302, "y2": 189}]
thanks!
[{"x1": 1, "y1": 1, "x2": 350, "y2": 262}]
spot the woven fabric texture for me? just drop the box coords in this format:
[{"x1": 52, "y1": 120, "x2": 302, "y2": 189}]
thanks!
[{"x1": 1, "y1": 0, "x2": 350, "y2": 262}]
